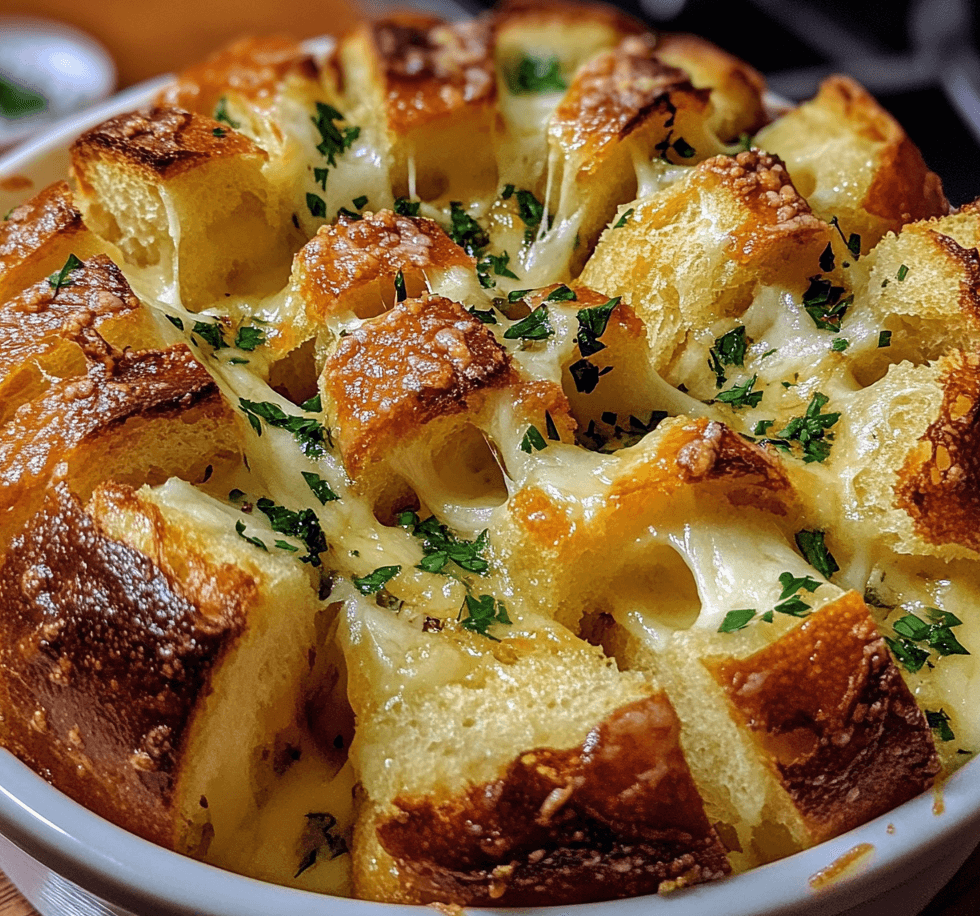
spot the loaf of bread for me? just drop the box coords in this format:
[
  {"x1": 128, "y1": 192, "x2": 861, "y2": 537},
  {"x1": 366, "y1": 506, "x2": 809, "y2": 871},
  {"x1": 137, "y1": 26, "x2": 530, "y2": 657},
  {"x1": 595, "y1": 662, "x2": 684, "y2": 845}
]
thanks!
[{"x1": 0, "y1": 0, "x2": 974, "y2": 907}]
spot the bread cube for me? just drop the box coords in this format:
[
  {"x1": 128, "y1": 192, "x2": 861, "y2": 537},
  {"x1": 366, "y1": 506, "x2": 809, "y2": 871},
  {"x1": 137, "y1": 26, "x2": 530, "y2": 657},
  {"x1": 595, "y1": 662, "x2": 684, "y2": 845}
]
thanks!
[
  {"x1": 339, "y1": 15, "x2": 497, "y2": 204},
  {"x1": 339, "y1": 591, "x2": 729, "y2": 905},
  {"x1": 0, "y1": 181, "x2": 110, "y2": 304},
  {"x1": 71, "y1": 107, "x2": 298, "y2": 308},
  {"x1": 756, "y1": 76, "x2": 948, "y2": 252},
  {"x1": 0, "y1": 479, "x2": 336, "y2": 873},
  {"x1": 580, "y1": 149, "x2": 830, "y2": 374}
]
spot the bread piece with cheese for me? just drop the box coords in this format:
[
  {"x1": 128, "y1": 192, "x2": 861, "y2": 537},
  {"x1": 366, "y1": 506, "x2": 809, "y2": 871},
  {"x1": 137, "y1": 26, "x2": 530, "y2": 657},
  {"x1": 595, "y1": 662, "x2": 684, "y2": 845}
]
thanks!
[
  {"x1": 339, "y1": 15, "x2": 497, "y2": 206},
  {"x1": 71, "y1": 107, "x2": 300, "y2": 308},
  {"x1": 0, "y1": 255, "x2": 163, "y2": 424},
  {"x1": 756, "y1": 76, "x2": 948, "y2": 253},
  {"x1": 580, "y1": 149, "x2": 831, "y2": 376},
  {"x1": 0, "y1": 181, "x2": 111, "y2": 304},
  {"x1": 0, "y1": 342, "x2": 240, "y2": 552},
  {"x1": 832, "y1": 351, "x2": 980, "y2": 562},
  {"x1": 339, "y1": 589, "x2": 729, "y2": 905},
  {"x1": 491, "y1": 0, "x2": 644, "y2": 196},
  {"x1": 0, "y1": 478, "x2": 344, "y2": 883},
  {"x1": 841, "y1": 209, "x2": 980, "y2": 385},
  {"x1": 157, "y1": 36, "x2": 382, "y2": 239}
]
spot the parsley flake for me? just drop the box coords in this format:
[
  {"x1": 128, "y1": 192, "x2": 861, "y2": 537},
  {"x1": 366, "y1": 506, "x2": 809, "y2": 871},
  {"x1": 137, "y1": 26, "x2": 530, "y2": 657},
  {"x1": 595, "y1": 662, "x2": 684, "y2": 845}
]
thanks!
[
  {"x1": 831, "y1": 337, "x2": 850, "y2": 352},
  {"x1": 295, "y1": 812, "x2": 348, "y2": 878},
  {"x1": 614, "y1": 208, "x2": 634, "y2": 229},
  {"x1": 239, "y1": 399, "x2": 328, "y2": 457},
  {"x1": 255, "y1": 498, "x2": 327, "y2": 565},
  {"x1": 306, "y1": 193, "x2": 326, "y2": 219},
  {"x1": 353, "y1": 565, "x2": 401, "y2": 595},
  {"x1": 501, "y1": 183, "x2": 515, "y2": 200},
  {"x1": 212, "y1": 127, "x2": 226, "y2": 137},
  {"x1": 446, "y1": 201, "x2": 489, "y2": 256},
  {"x1": 719, "y1": 608, "x2": 756, "y2": 632},
  {"x1": 235, "y1": 325, "x2": 265, "y2": 351},
  {"x1": 235, "y1": 519, "x2": 267, "y2": 551},
  {"x1": 774, "y1": 596, "x2": 811, "y2": 617},
  {"x1": 47, "y1": 253, "x2": 83, "y2": 293},
  {"x1": 476, "y1": 250, "x2": 519, "y2": 288},
  {"x1": 515, "y1": 189, "x2": 549, "y2": 244},
  {"x1": 352, "y1": 195, "x2": 368, "y2": 210},
  {"x1": 819, "y1": 243, "x2": 835, "y2": 273},
  {"x1": 311, "y1": 102, "x2": 360, "y2": 166},
  {"x1": 302, "y1": 471, "x2": 340, "y2": 505},
  {"x1": 878, "y1": 330, "x2": 893, "y2": 348},
  {"x1": 192, "y1": 320, "x2": 227, "y2": 350},
  {"x1": 214, "y1": 96, "x2": 240, "y2": 129},
  {"x1": 459, "y1": 594, "x2": 511, "y2": 640},
  {"x1": 399, "y1": 511, "x2": 490, "y2": 575},
  {"x1": 507, "y1": 54, "x2": 567, "y2": 94},
  {"x1": 897, "y1": 264, "x2": 909, "y2": 281},
  {"x1": 569, "y1": 358, "x2": 612, "y2": 394},
  {"x1": 546, "y1": 284, "x2": 576, "y2": 302},
  {"x1": 314, "y1": 167, "x2": 329, "y2": 190},
  {"x1": 715, "y1": 374, "x2": 763, "y2": 409},
  {"x1": 545, "y1": 411, "x2": 561, "y2": 441},
  {"x1": 886, "y1": 608, "x2": 969, "y2": 673},
  {"x1": 576, "y1": 297, "x2": 619, "y2": 357},
  {"x1": 394, "y1": 270, "x2": 407, "y2": 303},
  {"x1": 393, "y1": 197, "x2": 421, "y2": 217},
  {"x1": 521, "y1": 425, "x2": 548, "y2": 453},
  {"x1": 468, "y1": 306, "x2": 498, "y2": 324},
  {"x1": 794, "y1": 529, "x2": 839, "y2": 579},
  {"x1": 708, "y1": 326, "x2": 747, "y2": 388},
  {"x1": 768, "y1": 392, "x2": 840, "y2": 463},
  {"x1": 504, "y1": 305, "x2": 553, "y2": 342},
  {"x1": 926, "y1": 709, "x2": 955, "y2": 742},
  {"x1": 778, "y1": 571, "x2": 821, "y2": 600},
  {"x1": 802, "y1": 276, "x2": 852, "y2": 332}
]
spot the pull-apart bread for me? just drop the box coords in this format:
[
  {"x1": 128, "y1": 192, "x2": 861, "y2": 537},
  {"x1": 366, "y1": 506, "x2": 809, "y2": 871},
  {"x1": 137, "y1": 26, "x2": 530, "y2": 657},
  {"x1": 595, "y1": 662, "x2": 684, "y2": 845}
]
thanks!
[{"x1": 0, "y1": 0, "x2": 975, "y2": 906}]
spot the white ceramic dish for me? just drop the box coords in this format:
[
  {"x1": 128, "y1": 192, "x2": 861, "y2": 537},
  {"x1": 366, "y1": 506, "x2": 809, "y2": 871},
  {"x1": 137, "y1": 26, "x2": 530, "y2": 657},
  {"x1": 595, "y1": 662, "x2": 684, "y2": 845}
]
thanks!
[{"x1": 0, "y1": 73, "x2": 978, "y2": 916}]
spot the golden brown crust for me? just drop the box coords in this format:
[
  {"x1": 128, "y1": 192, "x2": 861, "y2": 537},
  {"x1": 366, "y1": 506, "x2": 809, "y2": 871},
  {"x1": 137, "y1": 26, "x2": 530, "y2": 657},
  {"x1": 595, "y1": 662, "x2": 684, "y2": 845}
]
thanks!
[
  {"x1": 156, "y1": 36, "x2": 318, "y2": 116},
  {"x1": 0, "y1": 344, "x2": 229, "y2": 548},
  {"x1": 295, "y1": 210, "x2": 473, "y2": 323},
  {"x1": 610, "y1": 419, "x2": 793, "y2": 515},
  {"x1": 0, "y1": 255, "x2": 142, "y2": 383},
  {"x1": 818, "y1": 76, "x2": 948, "y2": 229},
  {"x1": 321, "y1": 294, "x2": 514, "y2": 475},
  {"x1": 930, "y1": 230, "x2": 980, "y2": 325},
  {"x1": 375, "y1": 694, "x2": 729, "y2": 905},
  {"x1": 71, "y1": 107, "x2": 265, "y2": 184},
  {"x1": 550, "y1": 35, "x2": 706, "y2": 172},
  {"x1": 364, "y1": 15, "x2": 496, "y2": 136},
  {"x1": 895, "y1": 350, "x2": 980, "y2": 551},
  {"x1": 700, "y1": 149, "x2": 824, "y2": 263},
  {"x1": 711, "y1": 592, "x2": 940, "y2": 842},
  {"x1": 0, "y1": 181, "x2": 85, "y2": 279},
  {"x1": 0, "y1": 482, "x2": 250, "y2": 849}
]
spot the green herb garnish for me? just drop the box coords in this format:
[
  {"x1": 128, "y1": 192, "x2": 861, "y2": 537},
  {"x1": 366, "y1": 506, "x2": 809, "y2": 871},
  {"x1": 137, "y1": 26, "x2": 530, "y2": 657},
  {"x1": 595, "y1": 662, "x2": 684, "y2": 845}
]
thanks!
[
  {"x1": 255, "y1": 498, "x2": 328, "y2": 565},
  {"x1": 235, "y1": 519, "x2": 267, "y2": 551},
  {"x1": 520, "y1": 425, "x2": 548, "y2": 453},
  {"x1": 214, "y1": 96, "x2": 240, "y2": 128},
  {"x1": 235, "y1": 325, "x2": 265, "y2": 351},
  {"x1": 306, "y1": 193, "x2": 326, "y2": 218},
  {"x1": 446, "y1": 201, "x2": 489, "y2": 256},
  {"x1": 708, "y1": 326, "x2": 747, "y2": 388},
  {"x1": 239, "y1": 399, "x2": 328, "y2": 457},
  {"x1": 802, "y1": 276, "x2": 852, "y2": 332},
  {"x1": 459, "y1": 594, "x2": 511, "y2": 640},
  {"x1": 47, "y1": 253, "x2": 83, "y2": 293},
  {"x1": 353, "y1": 565, "x2": 401, "y2": 594},
  {"x1": 715, "y1": 374, "x2": 763, "y2": 409},
  {"x1": 311, "y1": 102, "x2": 360, "y2": 166},
  {"x1": 719, "y1": 609, "x2": 756, "y2": 632},
  {"x1": 393, "y1": 196, "x2": 421, "y2": 217},
  {"x1": 569, "y1": 358, "x2": 611, "y2": 394},
  {"x1": 878, "y1": 330, "x2": 893, "y2": 348},
  {"x1": 507, "y1": 54, "x2": 567, "y2": 94},
  {"x1": 302, "y1": 471, "x2": 340, "y2": 505},
  {"x1": 614, "y1": 208, "x2": 634, "y2": 229},
  {"x1": 794, "y1": 529, "x2": 839, "y2": 579},
  {"x1": 576, "y1": 297, "x2": 619, "y2": 357},
  {"x1": 927, "y1": 709, "x2": 955, "y2": 742},
  {"x1": 504, "y1": 304, "x2": 553, "y2": 342},
  {"x1": 192, "y1": 320, "x2": 227, "y2": 350},
  {"x1": 398, "y1": 511, "x2": 490, "y2": 575}
]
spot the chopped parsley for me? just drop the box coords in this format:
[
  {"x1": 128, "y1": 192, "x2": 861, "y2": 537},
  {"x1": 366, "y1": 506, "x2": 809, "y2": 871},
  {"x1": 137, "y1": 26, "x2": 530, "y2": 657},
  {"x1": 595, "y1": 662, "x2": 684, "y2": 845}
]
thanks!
[
  {"x1": 336, "y1": 206, "x2": 362, "y2": 221},
  {"x1": 311, "y1": 102, "x2": 360, "y2": 166},
  {"x1": 352, "y1": 195, "x2": 368, "y2": 210},
  {"x1": 507, "y1": 54, "x2": 567, "y2": 94},
  {"x1": 926, "y1": 709, "x2": 955, "y2": 742},
  {"x1": 235, "y1": 325, "x2": 265, "y2": 351},
  {"x1": 459, "y1": 594, "x2": 511, "y2": 640},
  {"x1": 715, "y1": 374, "x2": 763, "y2": 409},
  {"x1": 192, "y1": 320, "x2": 227, "y2": 350},
  {"x1": 897, "y1": 264, "x2": 909, "y2": 281},
  {"x1": 468, "y1": 305, "x2": 498, "y2": 324},
  {"x1": 579, "y1": 411, "x2": 666, "y2": 452},
  {"x1": 765, "y1": 392, "x2": 840, "y2": 463},
  {"x1": 774, "y1": 596, "x2": 812, "y2": 617},
  {"x1": 819, "y1": 243, "x2": 835, "y2": 273},
  {"x1": 47, "y1": 253, "x2": 83, "y2": 293},
  {"x1": 515, "y1": 189, "x2": 549, "y2": 245},
  {"x1": 777, "y1": 571, "x2": 821, "y2": 599},
  {"x1": 754, "y1": 419, "x2": 774, "y2": 436},
  {"x1": 394, "y1": 269, "x2": 407, "y2": 303},
  {"x1": 255, "y1": 498, "x2": 328, "y2": 565},
  {"x1": 830, "y1": 216, "x2": 861, "y2": 258},
  {"x1": 718, "y1": 608, "x2": 756, "y2": 633},
  {"x1": 614, "y1": 208, "x2": 634, "y2": 229},
  {"x1": 794, "y1": 529, "x2": 839, "y2": 580},
  {"x1": 501, "y1": 183, "x2": 515, "y2": 200},
  {"x1": 476, "y1": 250, "x2": 519, "y2": 289},
  {"x1": 503, "y1": 305, "x2": 553, "y2": 342},
  {"x1": 520, "y1": 425, "x2": 548, "y2": 453},
  {"x1": 576, "y1": 297, "x2": 619, "y2": 356},
  {"x1": 878, "y1": 330, "x2": 893, "y2": 348},
  {"x1": 301, "y1": 393, "x2": 322, "y2": 413},
  {"x1": 306, "y1": 193, "x2": 326, "y2": 219},
  {"x1": 352, "y1": 565, "x2": 401, "y2": 595},
  {"x1": 708, "y1": 326, "x2": 747, "y2": 388},
  {"x1": 885, "y1": 609, "x2": 970, "y2": 674},
  {"x1": 655, "y1": 131, "x2": 697, "y2": 162},
  {"x1": 569, "y1": 358, "x2": 612, "y2": 394},
  {"x1": 545, "y1": 410, "x2": 561, "y2": 441},
  {"x1": 214, "y1": 96, "x2": 240, "y2": 129},
  {"x1": 831, "y1": 337, "x2": 850, "y2": 352},
  {"x1": 393, "y1": 197, "x2": 421, "y2": 217},
  {"x1": 294, "y1": 812, "x2": 348, "y2": 878},
  {"x1": 212, "y1": 127, "x2": 226, "y2": 138},
  {"x1": 802, "y1": 276, "x2": 852, "y2": 332},
  {"x1": 546, "y1": 284, "x2": 576, "y2": 302},
  {"x1": 672, "y1": 136, "x2": 696, "y2": 158},
  {"x1": 314, "y1": 167, "x2": 329, "y2": 190},
  {"x1": 239, "y1": 399, "x2": 329, "y2": 457},
  {"x1": 302, "y1": 471, "x2": 340, "y2": 505},
  {"x1": 398, "y1": 511, "x2": 489, "y2": 575},
  {"x1": 508, "y1": 288, "x2": 532, "y2": 303},
  {"x1": 235, "y1": 519, "x2": 267, "y2": 551},
  {"x1": 446, "y1": 201, "x2": 489, "y2": 256}
]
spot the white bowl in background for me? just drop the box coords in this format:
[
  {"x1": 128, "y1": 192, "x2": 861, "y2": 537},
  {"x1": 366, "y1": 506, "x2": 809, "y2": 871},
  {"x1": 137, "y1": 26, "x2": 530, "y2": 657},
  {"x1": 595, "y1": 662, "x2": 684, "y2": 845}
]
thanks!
[{"x1": 0, "y1": 75, "x2": 978, "y2": 916}]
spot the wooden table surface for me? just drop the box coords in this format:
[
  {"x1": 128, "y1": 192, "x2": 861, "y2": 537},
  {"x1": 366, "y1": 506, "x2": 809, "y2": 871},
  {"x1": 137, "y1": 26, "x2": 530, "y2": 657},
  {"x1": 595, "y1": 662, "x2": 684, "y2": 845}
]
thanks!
[{"x1": 0, "y1": 842, "x2": 978, "y2": 915}]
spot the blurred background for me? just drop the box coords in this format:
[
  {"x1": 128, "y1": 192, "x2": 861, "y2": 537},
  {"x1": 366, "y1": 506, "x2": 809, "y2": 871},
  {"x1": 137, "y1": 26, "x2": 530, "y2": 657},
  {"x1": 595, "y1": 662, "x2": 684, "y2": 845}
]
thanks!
[{"x1": 2, "y1": 0, "x2": 980, "y2": 203}]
